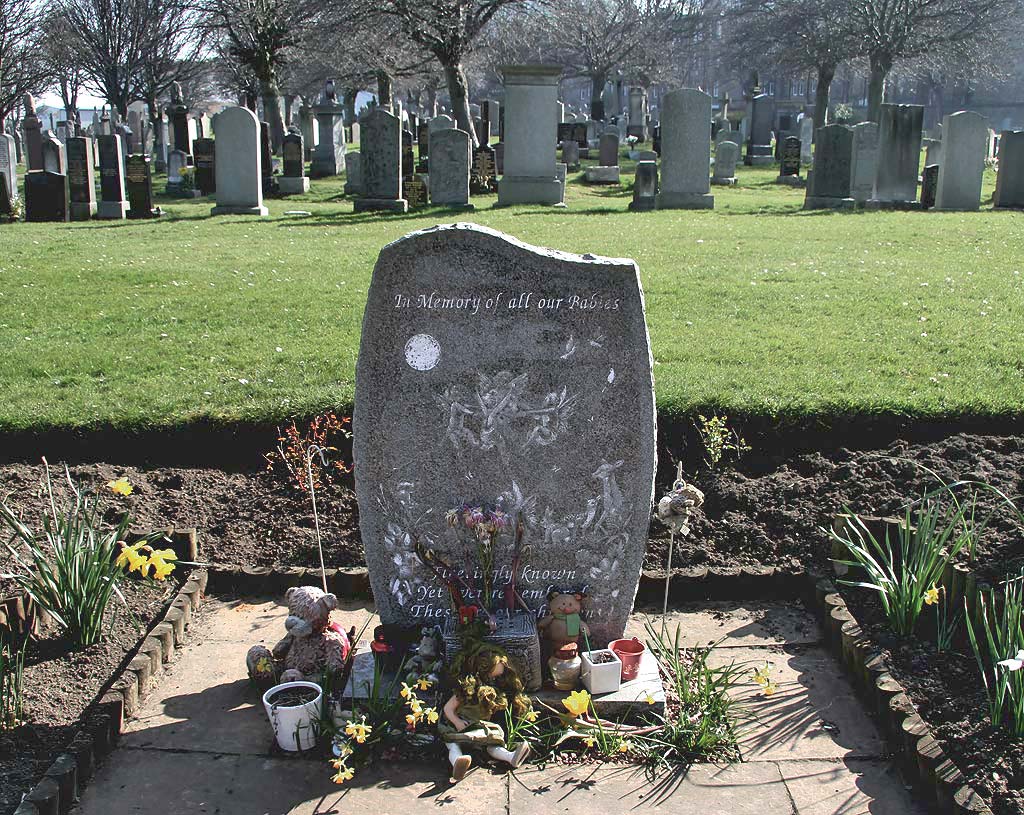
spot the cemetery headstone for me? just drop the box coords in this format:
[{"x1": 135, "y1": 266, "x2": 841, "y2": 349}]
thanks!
[
  {"x1": 799, "y1": 117, "x2": 814, "y2": 163},
  {"x1": 165, "y1": 149, "x2": 194, "y2": 196},
  {"x1": 260, "y1": 121, "x2": 276, "y2": 196},
  {"x1": 585, "y1": 133, "x2": 620, "y2": 183},
  {"x1": 96, "y1": 134, "x2": 129, "y2": 219},
  {"x1": 745, "y1": 94, "x2": 774, "y2": 165},
  {"x1": 24, "y1": 171, "x2": 69, "y2": 222},
  {"x1": 351, "y1": 121, "x2": 360, "y2": 145},
  {"x1": 311, "y1": 83, "x2": 346, "y2": 177},
  {"x1": 67, "y1": 136, "x2": 96, "y2": 220},
  {"x1": 344, "y1": 151, "x2": 363, "y2": 196},
  {"x1": 299, "y1": 104, "x2": 315, "y2": 159},
  {"x1": 497, "y1": 65, "x2": 563, "y2": 206},
  {"x1": 920, "y1": 164, "x2": 939, "y2": 209},
  {"x1": 935, "y1": 110, "x2": 987, "y2": 211},
  {"x1": 23, "y1": 93, "x2": 43, "y2": 170},
  {"x1": 803, "y1": 124, "x2": 854, "y2": 210},
  {"x1": 494, "y1": 141, "x2": 504, "y2": 175},
  {"x1": 777, "y1": 136, "x2": 802, "y2": 184},
  {"x1": 116, "y1": 124, "x2": 134, "y2": 157},
  {"x1": 354, "y1": 108, "x2": 407, "y2": 213},
  {"x1": 0, "y1": 133, "x2": 17, "y2": 214},
  {"x1": 402, "y1": 129, "x2": 415, "y2": 180},
  {"x1": 850, "y1": 122, "x2": 879, "y2": 204},
  {"x1": 405, "y1": 174, "x2": 428, "y2": 209},
  {"x1": 627, "y1": 87, "x2": 647, "y2": 141},
  {"x1": 993, "y1": 130, "x2": 1024, "y2": 209},
  {"x1": 41, "y1": 133, "x2": 66, "y2": 174},
  {"x1": 417, "y1": 121, "x2": 430, "y2": 172},
  {"x1": 923, "y1": 138, "x2": 942, "y2": 167},
  {"x1": 561, "y1": 140, "x2": 580, "y2": 171},
  {"x1": 487, "y1": 100, "x2": 500, "y2": 136},
  {"x1": 629, "y1": 160, "x2": 658, "y2": 211},
  {"x1": 871, "y1": 103, "x2": 924, "y2": 206},
  {"x1": 167, "y1": 82, "x2": 190, "y2": 158},
  {"x1": 210, "y1": 106, "x2": 268, "y2": 216},
  {"x1": 429, "y1": 115, "x2": 454, "y2": 135},
  {"x1": 711, "y1": 140, "x2": 739, "y2": 186},
  {"x1": 353, "y1": 222, "x2": 656, "y2": 648},
  {"x1": 279, "y1": 132, "x2": 310, "y2": 194},
  {"x1": 193, "y1": 138, "x2": 216, "y2": 195},
  {"x1": 657, "y1": 88, "x2": 713, "y2": 210},
  {"x1": 470, "y1": 142, "x2": 497, "y2": 195},
  {"x1": 126, "y1": 154, "x2": 159, "y2": 218},
  {"x1": 429, "y1": 128, "x2": 472, "y2": 209}
]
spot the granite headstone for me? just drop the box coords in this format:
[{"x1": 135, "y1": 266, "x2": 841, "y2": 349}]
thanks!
[
  {"x1": 210, "y1": 106, "x2": 268, "y2": 216},
  {"x1": 872, "y1": 103, "x2": 924, "y2": 205},
  {"x1": 629, "y1": 160, "x2": 658, "y2": 211},
  {"x1": 429, "y1": 128, "x2": 472, "y2": 209},
  {"x1": 657, "y1": 88, "x2": 713, "y2": 209},
  {"x1": 935, "y1": 111, "x2": 987, "y2": 211},
  {"x1": 804, "y1": 124, "x2": 854, "y2": 209},
  {"x1": 193, "y1": 138, "x2": 216, "y2": 194},
  {"x1": 24, "y1": 171, "x2": 69, "y2": 222},
  {"x1": 994, "y1": 130, "x2": 1024, "y2": 209},
  {"x1": 96, "y1": 134, "x2": 128, "y2": 219},
  {"x1": 126, "y1": 154, "x2": 159, "y2": 218},
  {"x1": 67, "y1": 136, "x2": 96, "y2": 220},
  {"x1": 354, "y1": 108, "x2": 407, "y2": 212}
]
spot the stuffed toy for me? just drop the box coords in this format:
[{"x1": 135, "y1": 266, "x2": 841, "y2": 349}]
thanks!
[
  {"x1": 246, "y1": 586, "x2": 351, "y2": 685},
  {"x1": 538, "y1": 590, "x2": 590, "y2": 650}
]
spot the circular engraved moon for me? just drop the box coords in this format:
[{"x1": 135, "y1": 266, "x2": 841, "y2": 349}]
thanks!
[{"x1": 404, "y1": 333, "x2": 441, "y2": 371}]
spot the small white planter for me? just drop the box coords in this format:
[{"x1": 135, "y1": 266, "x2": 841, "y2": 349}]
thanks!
[
  {"x1": 263, "y1": 680, "x2": 322, "y2": 752},
  {"x1": 581, "y1": 649, "x2": 622, "y2": 695}
]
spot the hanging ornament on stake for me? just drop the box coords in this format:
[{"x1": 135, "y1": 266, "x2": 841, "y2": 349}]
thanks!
[{"x1": 656, "y1": 462, "x2": 705, "y2": 616}]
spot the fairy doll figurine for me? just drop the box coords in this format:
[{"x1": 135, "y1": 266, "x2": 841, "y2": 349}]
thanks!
[{"x1": 440, "y1": 637, "x2": 533, "y2": 782}]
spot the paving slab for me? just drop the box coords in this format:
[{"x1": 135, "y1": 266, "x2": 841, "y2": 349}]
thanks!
[
  {"x1": 510, "y1": 762, "x2": 791, "y2": 813},
  {"x1": 625, "y1": 602, "x2": 821, "y2": 647},
  {"x1": 707, "y1": 646, "x2": 886, "y2": 761},
  {"x1": 777, "y1": 758, "x2": 926, "y2": 815}
]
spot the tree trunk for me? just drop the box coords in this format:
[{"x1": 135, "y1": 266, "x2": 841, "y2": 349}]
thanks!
[
  {"x1": 377, "y1": 72, "x2": 394, "y2": 111},
  {"x1": 426, "y1": 85, "x2": 438, "y2": 118},
  {"x1": 260, "y1": 76, "x2": 285, "y2": 153},
  {"x1": 146, "y1": 92, "x2": 164, "y2": 168},
  {"x1": 343, "y1": 88, "x2": 358, "y2": 125},
  {"x1": 443, "y1": 61, "x2": 478, "y2": 149},
  {"x1": 590, "y1": 72, "x2": 607, "y2": 121},
  {"x1": 867, "y1": 52, "x2": 891, "y2": 123},
  {"x1": 813, "y1": 64, "x2": 835, "y2": 134}
]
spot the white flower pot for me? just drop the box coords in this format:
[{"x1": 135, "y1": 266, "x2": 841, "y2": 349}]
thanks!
[
  {"x1": 263, "y1": 680, "x2": 322, "y2": 751},
  {"x1": 581, "y1": 649, "x2": 622, "y2": 695}
]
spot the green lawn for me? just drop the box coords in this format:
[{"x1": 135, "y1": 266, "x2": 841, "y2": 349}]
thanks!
[{"x1": 0, "y1": 160, "x2": 1021, "y2": 432}]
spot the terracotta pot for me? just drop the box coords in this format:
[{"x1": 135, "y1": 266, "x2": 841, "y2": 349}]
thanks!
[{"x1": 608, "y1": 637, "x2": 645, "y2": 682}]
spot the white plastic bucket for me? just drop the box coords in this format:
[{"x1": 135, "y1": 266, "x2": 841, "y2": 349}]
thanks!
[{"x1": 262, "y1": 680, "x2": 323, "y2": 751}]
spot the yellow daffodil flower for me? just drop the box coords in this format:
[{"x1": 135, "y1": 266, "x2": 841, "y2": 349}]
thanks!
[
  {"x1": 107, "y1": 477, "x2": 133, "y2": 496},
  {"x1": 115, "y1": 541, "x2": 148, "y2": 572},
  {"x1": 619, "y1": 741, "x2": 632, "y2": 753},
  {"x1": 344, "y1": 717, "x2": 372, "y2": 744},
  {"x1": 405, "y1": 713, "x2": 418, "y2": 727},
  {"x1": 400, "y1": 682, "x2": 414, "y2": 700},
  {"x1": 525, "y1": 710, "x2": 539, "y2": 723},
  {"x1": 425, "y1": 708, "x2": 439, "y2": 724},
  {"x1": 409, "y1": 699, "x2": 423, "y2": 716},
  {"x1": 583, "y1": 736, "x2": 596, "y2": 748},
  {"x1": 562, "y1": 689, "x2": 591, "y2": 718},
  {"x1": 763, "y1": 681, "x2": 778, "y2": 697},
  {"x1": 331, "y1": 765, "x2": 355, "y2": 784},
  {"x1": 924, "y1": 585, "x2": 941, "y2": 606},
  {"x1": 416, "y1": 677, "x2": 432, "y2": 691},
  {"x1": 148, "y1": 548, "x2": 178, "y2": 580},
  {"x1": 753, "y1": 663, "x2": 772, "y2": 685},
  {"x1": 643, "y1": 692, "x2": 656, "y2": 705}
]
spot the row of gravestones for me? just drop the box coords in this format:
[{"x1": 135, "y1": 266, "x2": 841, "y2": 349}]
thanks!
[
  {"x1": 0, "y1": 131, "x2": 159, "y2": 222},
  {"x1": 804, "y1": 106, "x2": 1024, "y2": 211}
]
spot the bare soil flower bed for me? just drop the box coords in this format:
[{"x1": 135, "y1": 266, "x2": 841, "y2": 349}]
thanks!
[{"x1": 0, "y1": 576, "x2": 183, "y2": 815}]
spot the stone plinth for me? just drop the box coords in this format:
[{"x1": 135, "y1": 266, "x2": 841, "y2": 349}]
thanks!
[{"x1": 497, "y1": 65, "x2": 564, "y2": 206}]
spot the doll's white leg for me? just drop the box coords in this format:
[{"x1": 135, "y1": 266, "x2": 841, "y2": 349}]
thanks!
[
  {"x1": 486, "y1": 745, "x2": 515, "y2": 764},
  {"x1": 447, "y1": 742, "x2": 471, "y2": 781}
]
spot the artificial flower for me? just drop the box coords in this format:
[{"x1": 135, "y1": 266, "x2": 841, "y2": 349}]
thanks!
[
  {"x1": 923, "y1": 585, "x2": 941, "y2": 606},
  {"x1": 562, "y1": 689, "x2": 591, "y2": 718},
  {"x1": 107, "y1": 477, "x2": 133, "y2": 496},
  {"x1": 416, "y1": 677, "x2": 432, "y2": 691},
  {"x1": 998, "y1": 650, "x2": 1024, "y2": 671}
]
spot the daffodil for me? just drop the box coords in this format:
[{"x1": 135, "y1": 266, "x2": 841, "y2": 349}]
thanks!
[
  {"x1": 148, "y1": 548, "x2": 178, "y2": 580},
  {"x1": 753, "y1": 663, "x2": 772, "y2": 685},
  {"x1": 416, "y1": 677, "x2": 432, "y2": 691},
  {"x1": 405, "y1": 713, "x2": 418, "y2": 727},
  {"x1": 583, "y1": 736, "x2": 596, "y2": 748},
  {"x1": 331, "y1": 765, "x2": 355, "y2": 784},
  {"x1": 525, "y1": 710, "x2": 539, "y2": 723},
  {"x1": 115, "y1": 541, "x2": 148, "y2": 572},
  {"x1": 425, "y1": 707, "x2": 439, "y2": 724},
  {"x1": 643, "y1": 692, "x2": 656, "y2": 705},
  {"x1": 619, "y1": 740, "x2": 632, "y2": 753},
  {"x1": 400, "y1": 682, "x2": 414, "y2": 700},
  {"x1": 409, "y1": 699, "x2": 423, "y2": 716},
  {"x1": 562, "y1": 689, "x2": 591, "y2": 718},
  {"x1": 923, "y1": 585, "x2": 941, "y2": 606},
  {"x1": 107, "y1": 477, "x2": 133, "y2": 496},
  {"x1": 763, "y1": 681, "x2": 778, "y2": 697},
  {"x1": 344, "y1": 717, "x2": 372, "y2": 744}
]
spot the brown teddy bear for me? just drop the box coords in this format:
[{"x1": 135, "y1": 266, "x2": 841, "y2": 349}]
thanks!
[
  {"x1": 246, "y1": 586, "x2": 351, "y2": 685},
  {"x1": 537, "y1": 590, "x2": 589, "y2": 650}
]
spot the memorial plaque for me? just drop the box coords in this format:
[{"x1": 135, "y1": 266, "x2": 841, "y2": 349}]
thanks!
[
  {"x1": 126, "y1": 154, "x2": 158, "y2": 218},
  {"x1": 194, "y1": 138, "x2": 216, "y2": 194},
  {"x1": 470, "y1": 145, "x2": 497, "y2": 194},
  {"x1": 405, "y1": 173, "x2": 428, "y2": 208},
  {"x1": 353, "y1": 223, "x2": 657, "y2": 645}
]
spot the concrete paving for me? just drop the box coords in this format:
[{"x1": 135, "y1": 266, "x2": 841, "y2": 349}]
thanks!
[{"x1": 70, "y1": 597, "x2": 925, "y2": 815}]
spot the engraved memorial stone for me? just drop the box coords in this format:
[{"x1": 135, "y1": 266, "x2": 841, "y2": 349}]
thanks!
[
  {"x1": 210, "y1": 106, "x2": 268, "y2": 216},
  {"x1": 25, "y1": 171, "x2": 69, "y2": 222},
  {"x1": 711, "y1": 140, "x2": 739, "y2": 186},
  {"x1": 920, "y1": 164, "x2": 939, "y2": 209},
  {"x1": 804, "y1": 124, "x2": 854, "y2": 210},
  {"x1": 67, "y1": 136, "x2": 96, "y2": 220},
  {"x1": 657, "y1": 88, "x2": 714, "y2": 209},
  {"x1": 629, "y1": 160, "x2": 658, "y2": 211},
  {"x1": 745, "y1": 93, "x2": 774, "y2": 165},
  {"x1": 353, "y1": 223, "x2": 656, "y2": 647},
  {"x1": 994, "y1": 130, "x2": 1024, "y2": 209},
  {"x1": 871, "y1": 103, "x2": 924, "y2": 206},
  {"x1": 0, "y1": 133, "x2": 16, "y2": 215},
  {"x1": 193, "y1": 138, "x2": 216, "y2": 194},
  {"x1": 429, "y1": 128, "x2": 472, "y2": 209},
  {"x1": 96, "y1": 134, "x2": 128, "y2": 219},
  {"x1": 935, "y1": 111, "x2": 988, "y2": 211},
  {"x1": 345, "y1": 151, "x2": 363, "y2": 196},
  {"x1": 279, "y1": 132, "x2": 310, "y2": 194},
  {"x1": 405, "y1": 173, "x2": 428, "y2": 208},
  {"x1": 850, "y1": 122, "x2": 879, "y2": 203},
  {"x1": 126, "y1": 154, "x2": 159, "y2": 218},
  {"x1": 777, "y1": 136, "x2": 801, "y2": 183},
  {"x1": 498, "y1": 65, "x2": 563, "y2": 206},
  {"x1": 354, "y1": 108, "x2": 407, "y2": 213}
]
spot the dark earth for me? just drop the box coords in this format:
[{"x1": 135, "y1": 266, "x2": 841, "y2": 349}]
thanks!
[{"x1": 1, "y1": 430, "x2": 1021, "y2": 813}]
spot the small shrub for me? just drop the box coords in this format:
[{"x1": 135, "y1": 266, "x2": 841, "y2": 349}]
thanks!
[
  {"x1": 833, "y1": 103, "x2": 855, "y2": 124},
  {"x1": 966, "y1": 570, "x2": 1024, "y2": 737},
  {"x1": 0, "y1": 461, "x2": 152, "y2": 648},
  {"x1": 695, "y1": 414, "x2": 750, "y2": 470},
  {"x1": 829, "y1": 498, "x2": 975, "y2": 636},
  {"x1": 265, "y1": 412, "x2": 351, "y2": 494},
  {"x1": 0, "y1": 629, "x2": 26, "y2": 729}
]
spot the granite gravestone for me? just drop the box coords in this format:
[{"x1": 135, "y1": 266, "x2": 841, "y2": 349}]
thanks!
[
  {"x1": 557, "y1": 123, "x2": 587, "y2": 148},
  {"x1": 96, "y1": 134, "x2": 128, "y2": 219},
  {"x1": 745, "y1": 94, "x2": 774, "y2": 165},
  {"x1": 353, "y1": 223, "x2": 656, "y2": 646},
  {"x1": 311, "y1": 85, "x2": 346, "y2": 177},
  {"x1": 627, "y1": 87, "x2": 647, "y2": 141},
  {"x1": 405, "y1": 174, "x2": 428, "y2": 209},
  {"x1": 498, "y1": 65, "x2": 563, "y2": 206},
  {"x1": 994, "y1": 130, "x2": 1024, "y2": 209},
  {"x1": 126, "y1": 154, "x2": 159, "y2": 218},
  {"x1": 41, "y1": 133, "x2": 66, "y2": 174},
  {"x1": 630, "y1": 160, "x2": 658, "y2": 211},
  {"x1": 712, "y1": 141, "x2": 739, "y2": 185},
  {"x1": 417, "y1": 121, "x2": 430, "y2": 172},
  {"x1": 585, "y1": 134, "x2": 620, "y2": 184},
  {"x1": 429, "y1": 128, "x2": 472, "y2": 209},
  {"x1": 778, "y1": 136, "x2": 801, "y2": 182},
  {"x1": 657, "y1": 88, "x2": 713, "y2": 210},
  {"x1": 0, "y1": 133, "x2": 16, "y2": 215},
  {"x1": 24, "y1": 171, "x2": 69, "y2": 222},
  {"x1": 279, "y1": 132, "x2": 310, "y2": 194},
  {"x1": 193, "y1": 138, "x2": 216, "y2": 194},
  {"x1": 799, "y1": 117, "x2": 814, "y2": 163},
  {"x1": 872, "y1": 103, "x2": 924, "y2": 206},
  {"x1": 344, "y1": 152, "x2": 363, "y2": 196},
  {"x1": 354, "y1": 108, "x2": 407, "y2": 213},
  {"x1": 850, "y1": 122, "x2": 880, "y2": 204},
  {"x1": 804, "y1": 124, "x2": 854, "y2": 210},
  {"x1": 210, "y1": 106, "x2": 268, "y2": 216},
  {"x1": 67, "y1": 136, "x2": 97, "y2": 220},
  {"x1": 260, "y1": 122, "x2": 275, "y2": 197},
  {"x1": 402, "y1": 129, "x2": 415, "y2": 180},
  {"x1": 935, "y1": 111, "x2": 987, "y2": 211},
  {"x1": 167, "y1": 84, "x2": 190, "y2": 157},
  {"x1": 561, "y1": 140, "x2": 580, "y2": 171},
  {"x1": 920, "y1": 164, "x2": 939, "y2": 209}
]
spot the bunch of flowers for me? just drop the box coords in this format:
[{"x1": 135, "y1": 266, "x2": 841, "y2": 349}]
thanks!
[
  {"x1": 115, "y1": 540, "x2": 178, "y2": 580},
  {"x1": 400, "y1": 678, "x2": 440, "y2": 730},
  {"x1": 445, "y1": 504, "x2": 512, "y2": 613},
  {"x1": 752, "y1": 663, "x2": 777, "y2": 696}
]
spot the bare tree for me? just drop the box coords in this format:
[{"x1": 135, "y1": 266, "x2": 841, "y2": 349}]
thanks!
[
  {"x1": 0, "y1": 0, "x2": 46, "y2": 132},
  {"x1": 850, "y1": 0, "x2": 1021, "y2": 121},
  {"x1": 727, "y1": 0, "x2": 860, "y2": 131},
  {"x1": 38, "y1": 12, "x2": 89, "y2": 129}
]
